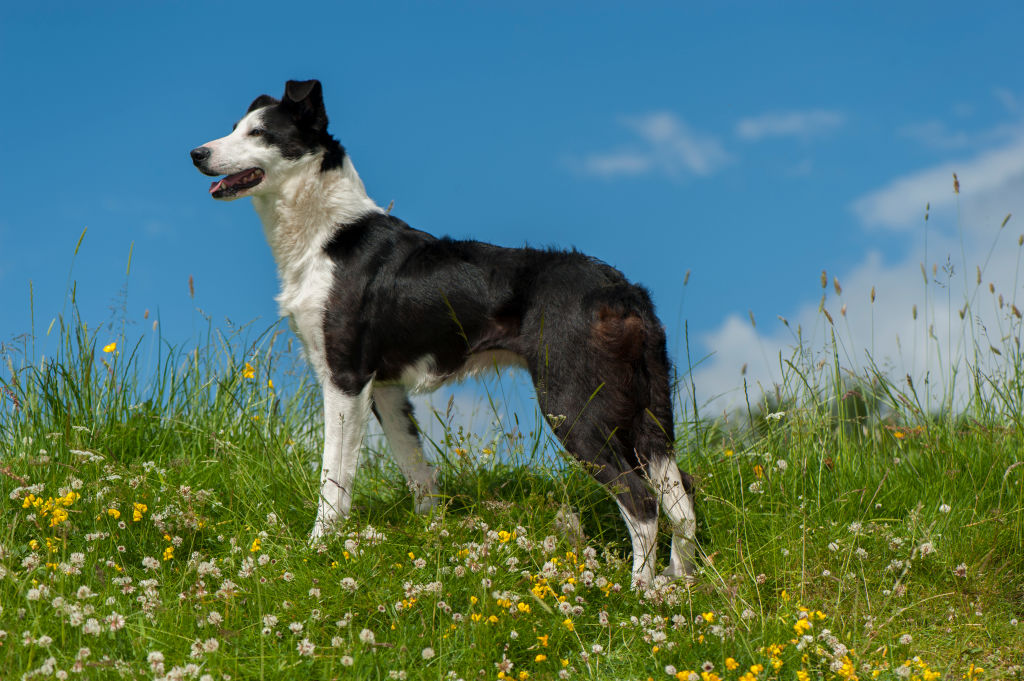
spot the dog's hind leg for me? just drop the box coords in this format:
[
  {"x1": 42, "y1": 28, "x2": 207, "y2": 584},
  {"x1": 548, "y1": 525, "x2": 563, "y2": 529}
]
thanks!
[
  {"x1": 311, "y1": 380, "x2": 373, "y2": 540},
  {"x1": 372, "y1": 384, "x2": 438, "y2": 514},
  {"x1": 545, "y1": 407, "x2": 660, "y2": 588},
  {"x1": 649, "y1": 455, "x2": 697, "y2": 581}
]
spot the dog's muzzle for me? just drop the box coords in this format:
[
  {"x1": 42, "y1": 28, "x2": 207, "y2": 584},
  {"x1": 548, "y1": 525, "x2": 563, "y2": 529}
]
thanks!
[{"x1": 190, "y1": 147, "x2": 217, "y2": 176}]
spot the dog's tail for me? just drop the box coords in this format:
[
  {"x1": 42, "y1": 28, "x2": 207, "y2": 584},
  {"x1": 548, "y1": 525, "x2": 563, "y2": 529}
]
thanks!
[{"x1": 587, "y1": 283, "x2": 679, "y2": 472}]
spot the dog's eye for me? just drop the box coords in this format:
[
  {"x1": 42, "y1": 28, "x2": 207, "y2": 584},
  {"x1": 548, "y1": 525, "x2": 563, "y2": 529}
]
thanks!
[{"x1": 248, "y1": 128, "x2": 265, "y2": 137}]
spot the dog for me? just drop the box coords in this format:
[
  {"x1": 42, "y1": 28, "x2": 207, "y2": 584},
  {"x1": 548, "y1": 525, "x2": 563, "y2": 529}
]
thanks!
[{"x1": 190, "y1": 80, "x2": 697, "y2": 586}]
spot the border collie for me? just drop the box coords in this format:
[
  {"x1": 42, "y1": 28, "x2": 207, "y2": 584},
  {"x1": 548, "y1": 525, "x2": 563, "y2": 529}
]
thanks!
[{"x1": 190, "y1": 80, "x2": 697, "y2": 586}]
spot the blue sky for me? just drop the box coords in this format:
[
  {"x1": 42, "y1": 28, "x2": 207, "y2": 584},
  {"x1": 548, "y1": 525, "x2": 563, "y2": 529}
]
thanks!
[{"x1": 3, "y1": 2, "x2": 1024, "y2": 418}]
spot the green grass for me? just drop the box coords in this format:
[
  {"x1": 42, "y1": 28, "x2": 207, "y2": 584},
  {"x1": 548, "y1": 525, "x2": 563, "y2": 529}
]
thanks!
[{"x1": 2, "y1": 275, "x2": 1023, "y2": 681}]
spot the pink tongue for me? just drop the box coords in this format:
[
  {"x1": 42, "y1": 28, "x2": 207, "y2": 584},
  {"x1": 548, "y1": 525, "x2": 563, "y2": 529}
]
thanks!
[{"x1": 209, "y1": 179, "x2": 226, "y2": 194}]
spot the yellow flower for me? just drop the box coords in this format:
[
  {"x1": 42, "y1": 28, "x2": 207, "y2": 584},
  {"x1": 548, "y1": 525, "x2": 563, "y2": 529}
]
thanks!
[
  {"x1": 535, "y1": 654, "x2": 547, "y2": 663},
  {"x1": 517, "y1": 602, "x2": 530, "y2": 613},
  {"x1": 749, "y1": 664, "x2": 764, "y2": 675},
  {"x1": 701, "y1": 611, "x2": 715, "y2": 623},
  {"x1": 726, "y1": 658, "x2": 739, "y2": 671},
  {"x1": 498, "y1": 530, "x2": 513, "y2": 543},
  {"x1": 797, "y1": 671, "x2": 810, "y2": 681},
  {"x1": 537, "y1": 634, "x2": 549, "y2": 647},
  {"x1": 780, "y1": 590, "x2": 790, "y2": 601},
  {"x1": 793, "y1": 618, "x2": 812, "y2": 635},
  {"x1": 518, "y1": 672, "x2": 529, "y2": 680},
  {"x1": 103, "y1": 342, "x2": 117, "y2": 353},
  {"x1": 132, "y1": 502, "x2": 147, "y2": 522},
  {"x1": 753, "y1": 464, "x2": 764, "y2": 478},
  {"x1": 702, "y1": 673, "x2": 721, "y2": 681},
  {"x1": 163, "y1": 545, "x2": 174, "y2": 561},
  {"x1": 562, "y1": 618, "x2": 574, "y2": 631},
  {"x1": 107, "y1": 508, "x2": 121, "y2": 519},
  {"x1": 242, "y1": 362, "x2": 255, "y2": 379},
  {"x1": 49, "y1": 508, "x2": 69, "y2": 527},
  {"x1": 470, "y1": 596, "x2": 479, "y2": 605},
  {"x1": 250, "y1": 537, "x2": 261, "y2": 552},
  {"x1": 267, "y1": 378, "x2": 274, "y2": 390}
]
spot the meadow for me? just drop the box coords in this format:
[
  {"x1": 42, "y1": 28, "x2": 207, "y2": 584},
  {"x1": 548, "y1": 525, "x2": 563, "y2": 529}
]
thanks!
[{"x1": 2, "y1": 235, "x2": 1023, "y2": 680}]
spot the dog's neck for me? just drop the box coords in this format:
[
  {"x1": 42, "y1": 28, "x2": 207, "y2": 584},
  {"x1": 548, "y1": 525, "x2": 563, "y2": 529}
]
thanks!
[{"x1": 252, "y1": 154, "x2": 381, "y2": 278}]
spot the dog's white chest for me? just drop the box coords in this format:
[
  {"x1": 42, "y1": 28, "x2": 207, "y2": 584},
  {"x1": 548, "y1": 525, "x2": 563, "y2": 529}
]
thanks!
[{"x1": 275, "y1": 252, "x2": 335, "y2": 382}]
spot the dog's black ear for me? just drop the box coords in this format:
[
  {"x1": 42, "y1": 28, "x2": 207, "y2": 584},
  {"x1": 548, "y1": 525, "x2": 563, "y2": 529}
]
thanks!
[
  {"x1": 247, "y1": 94, "x2": 278, "y2": 114},
  {"x1": 282, "y1": 79, "x2": 327, "y2": 131}
]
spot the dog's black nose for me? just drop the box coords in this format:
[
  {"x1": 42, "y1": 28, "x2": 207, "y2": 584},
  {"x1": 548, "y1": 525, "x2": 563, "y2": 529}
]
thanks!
[{"x1": 190, "y1": 147, "x2": 211, "y2": 165}]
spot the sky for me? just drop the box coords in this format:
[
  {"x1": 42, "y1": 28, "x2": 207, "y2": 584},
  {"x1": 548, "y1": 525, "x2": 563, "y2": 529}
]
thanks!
[{"x1": 3, "y1": 2, "x2": 1024, "y2": 428}]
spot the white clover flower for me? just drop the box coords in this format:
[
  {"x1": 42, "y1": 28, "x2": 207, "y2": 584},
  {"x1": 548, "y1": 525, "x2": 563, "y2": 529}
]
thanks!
[
  {"x1": 359, "y1": 628, "x2": 375, "y2": 644},
  {"x1": 939, "y1": 503, "x2": 951, "y2": 514},
  {"x1": 422, "y1": 647, "x2": 435, "y2": 659},
  {"x1": 296, "y1": 638, "x2": 315, "y2": 657}
]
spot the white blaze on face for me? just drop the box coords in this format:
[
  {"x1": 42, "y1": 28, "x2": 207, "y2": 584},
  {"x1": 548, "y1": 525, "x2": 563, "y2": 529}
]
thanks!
[{"x1": 201, "y1": 109, "x2": 269, "y2": 177}]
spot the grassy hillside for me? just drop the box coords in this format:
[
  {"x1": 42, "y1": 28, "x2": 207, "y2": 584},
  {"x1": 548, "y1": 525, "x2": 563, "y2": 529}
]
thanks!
[{"x1": 1, "y1": 292, "x2": 1023, "y2": 681}]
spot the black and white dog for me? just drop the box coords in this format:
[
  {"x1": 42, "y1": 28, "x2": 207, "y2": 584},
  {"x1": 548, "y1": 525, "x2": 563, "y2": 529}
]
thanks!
[{"x1": 191, "y1": 80, "x2": 696, "y2": 585}]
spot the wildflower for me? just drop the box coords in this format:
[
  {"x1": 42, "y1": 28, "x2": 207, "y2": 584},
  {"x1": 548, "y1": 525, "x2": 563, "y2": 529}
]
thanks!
[
  {"x1": 562, "y1": 618, "x2": 574, "y2": 631},
  {"x1": 793, "y1": 618, "x2": 812, "y2": 635},
  {"x1": 132, "y1": 503, "x2": 147, "y2": 522},
  {"x1": 899, "y1": 633, "x2": 913, "y2": 645},
  {"x1": 421, "y1": 647, "x2": 435, "y2": 660},
  {"x1": 753, "y1": 465, "x2": 764, "y2": 479},
  {"x1": 163, "y1": 546, "x2": 174, "y2": 561},
  {"x1": 106, "y1": 508, "x2": 120, "y2": 520},
  {"x1": 701, "y1": 612, "x2": 715, "y2": 623},
  {"x1": 536, "y1": 654, "x2": 548, "y2": 662},
  {"x1": 103, "y1": 342, "x2": 117, "y2": 353},
  {"x1": 296, "y1": 638, "x2": 315, "y2": 656},
  {"x1": 537, "y1": 634, "x2": 549, "y2": 647},
  {"x1": 359, "y1": 628, "x2": 375, "y2": 644},
  {"x1": 939, "y1": 503, "x2": 951, "y2": 514},
  {"x1": 250, "y1": 537, "x2": 261, "y2": 553},
  {"x1": 242, "y1": 362, "x2": 255, "y2": 379},
  {"x1": 954, "y1": 563, "x2": 968, "y2": 578}
]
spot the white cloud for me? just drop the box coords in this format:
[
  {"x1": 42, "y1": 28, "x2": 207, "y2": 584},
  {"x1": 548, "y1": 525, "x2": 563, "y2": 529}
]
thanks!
[
  {"x1": 578, "y1": 151, "x2": 652, "y2": 178},
  {"x1": 735, "y1": 109, "x2": 845, "y2": 142},
  {"x1": 899, "y1": 120, "x2": 971, "y2": 150},
  {"x1": 577, "y1": 112, "x2": 729, "y2": 179},
  {"x1": 693, "y1": 135, "x2": 1024, "y2": 415},
  {"x1": 850, "y1": 136, "x2": 1024, "y2": 230}
]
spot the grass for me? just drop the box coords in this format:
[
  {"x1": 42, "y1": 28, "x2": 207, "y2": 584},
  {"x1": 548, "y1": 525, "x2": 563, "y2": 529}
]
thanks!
[{"x1": 2, "y1": 249, "x2": 1024, "y2": 681}]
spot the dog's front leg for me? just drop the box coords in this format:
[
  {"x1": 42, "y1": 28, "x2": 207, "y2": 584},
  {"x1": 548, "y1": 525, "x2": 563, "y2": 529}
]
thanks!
[{"x1": 310, "y1": 380, "x2": 373, "y2": 540}]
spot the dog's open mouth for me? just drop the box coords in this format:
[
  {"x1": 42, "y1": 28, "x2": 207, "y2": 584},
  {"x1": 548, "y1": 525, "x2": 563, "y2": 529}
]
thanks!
[{"x1": 209, "y1": 168, "x2": 264, "y2": 198}]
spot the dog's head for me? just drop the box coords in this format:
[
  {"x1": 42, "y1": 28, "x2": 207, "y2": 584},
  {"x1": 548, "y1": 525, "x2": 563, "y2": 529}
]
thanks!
[{"x1": 190, "y1": 79, "x2": 345, "y2": 200}]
